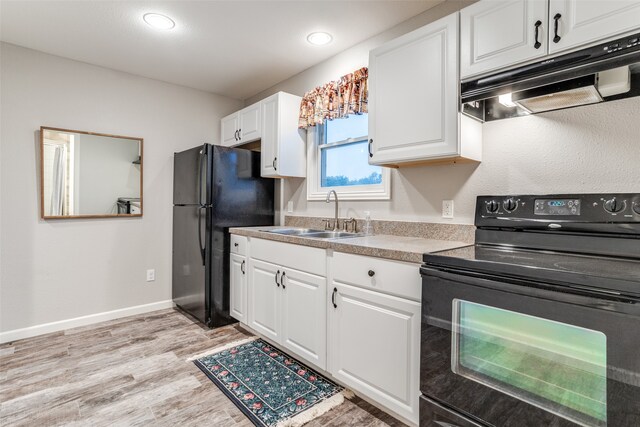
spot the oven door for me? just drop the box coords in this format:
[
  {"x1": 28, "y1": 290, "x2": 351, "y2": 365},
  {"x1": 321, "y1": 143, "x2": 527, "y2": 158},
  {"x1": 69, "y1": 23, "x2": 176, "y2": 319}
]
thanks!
[{"x1": 420, "y1": 266, "x2": 640, "y2": 427}]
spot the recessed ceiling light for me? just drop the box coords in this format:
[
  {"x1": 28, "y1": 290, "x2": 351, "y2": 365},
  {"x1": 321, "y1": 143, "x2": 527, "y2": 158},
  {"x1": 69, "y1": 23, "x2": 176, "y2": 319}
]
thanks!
[
  {"x1": 143, "y1": 13, "x2": 175, "y2": 30},
  {"x1": 307, "y1": 32, "x2": 333, "y2": 46}
]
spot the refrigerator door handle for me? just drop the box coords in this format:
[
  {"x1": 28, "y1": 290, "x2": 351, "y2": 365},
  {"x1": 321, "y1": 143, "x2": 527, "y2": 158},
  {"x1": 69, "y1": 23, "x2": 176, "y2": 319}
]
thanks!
[
  {"x1": 197, "y1": 206, "x2": 207, "y2": 265},
  {"x1": 198, "y1": 144, "x2": 207, "y2": 206}
]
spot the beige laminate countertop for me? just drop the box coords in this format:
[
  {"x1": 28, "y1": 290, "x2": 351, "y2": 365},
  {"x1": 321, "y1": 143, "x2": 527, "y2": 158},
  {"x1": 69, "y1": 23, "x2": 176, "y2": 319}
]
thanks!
[{"x1": 229, "y1": 226, "x2": 471, "y2": 263}]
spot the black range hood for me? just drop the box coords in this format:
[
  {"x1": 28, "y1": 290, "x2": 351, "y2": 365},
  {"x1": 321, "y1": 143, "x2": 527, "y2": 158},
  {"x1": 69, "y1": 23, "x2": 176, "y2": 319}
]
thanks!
[{"x1": 462, "y1": 31, "x2": 640, "y2": 122}]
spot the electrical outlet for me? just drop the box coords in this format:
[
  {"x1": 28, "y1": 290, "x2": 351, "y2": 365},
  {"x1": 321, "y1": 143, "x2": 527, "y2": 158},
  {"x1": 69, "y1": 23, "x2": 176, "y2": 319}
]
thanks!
[
  {"x1": 442, "y1": 200, "x2": 454, "y2": 219},
  {"x1": 146, "y1": 269, "x2": 155, "y2": 282},
  {"x1": 287, "y1": 200, "x2": 293, "y2": 213}
]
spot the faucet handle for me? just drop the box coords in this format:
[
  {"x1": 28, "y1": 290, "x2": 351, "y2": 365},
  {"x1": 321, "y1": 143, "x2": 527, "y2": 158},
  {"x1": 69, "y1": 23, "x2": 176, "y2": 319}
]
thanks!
[
  {"x1": 343, "y1": 218, "x2": 357, "y2": 233},
  {"x1": 321, "y1": 219, "x2": 332, "y2": 230}
]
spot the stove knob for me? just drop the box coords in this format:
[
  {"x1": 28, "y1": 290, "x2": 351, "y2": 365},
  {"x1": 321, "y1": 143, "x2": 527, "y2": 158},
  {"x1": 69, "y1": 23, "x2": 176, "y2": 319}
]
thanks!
[
  {"x1": 633, "y1": 202, "x2": 640, "y2": 215},
  {"x1": 486, "y1": 200, "x2": 499, "y2": 213},
  {"x1": 503, "y1": 198, "x2": 518, "y2": 212},
  {"x1": 603, "y1": 198, "x2": 625, "y2": 213}
]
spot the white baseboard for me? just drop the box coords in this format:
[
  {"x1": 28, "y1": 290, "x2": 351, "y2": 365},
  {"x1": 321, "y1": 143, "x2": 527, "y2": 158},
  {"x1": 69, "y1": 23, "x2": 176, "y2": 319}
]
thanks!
[{"x1": 0, "y1": 300, "x2": 175, "y2": 344}]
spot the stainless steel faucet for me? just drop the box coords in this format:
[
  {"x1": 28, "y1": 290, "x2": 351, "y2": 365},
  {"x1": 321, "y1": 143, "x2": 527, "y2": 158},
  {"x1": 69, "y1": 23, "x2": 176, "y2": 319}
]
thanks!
[{"x1": 326, "y1": 190, "x2": 339, "y2": 231}]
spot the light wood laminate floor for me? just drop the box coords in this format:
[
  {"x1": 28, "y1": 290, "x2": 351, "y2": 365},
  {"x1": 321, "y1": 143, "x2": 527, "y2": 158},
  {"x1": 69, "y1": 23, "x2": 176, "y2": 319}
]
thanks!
[{"x1": 0, "y1": 309, "x2": 406, "y2": 427}]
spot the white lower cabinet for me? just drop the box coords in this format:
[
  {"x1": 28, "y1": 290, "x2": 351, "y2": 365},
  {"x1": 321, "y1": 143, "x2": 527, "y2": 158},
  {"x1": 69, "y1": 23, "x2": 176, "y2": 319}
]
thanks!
[
  {"x1": 329, "y1": 253, "x2": 421, "y2": 424},
  {"x1": 247, "y1": 258, "x2": 281, "y2": 342},
  {"x1": 280, "y1": 267, "x2": 326, "y2": 369},
  {"x1": 229, "y1": 253, "x2": 247, "y2": 324},
  {"x1": 247, "y1": 238, "x2": 327, "y2": 370},
  {"x1": 238, "y1": 236, "x2": 421, "y2": 424}
]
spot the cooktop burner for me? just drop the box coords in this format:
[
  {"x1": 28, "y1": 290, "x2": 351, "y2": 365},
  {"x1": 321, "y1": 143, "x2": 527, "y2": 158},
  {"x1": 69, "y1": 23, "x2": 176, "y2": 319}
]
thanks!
[
  {"x1": 425, "y1": 244, "x2": 640, "y2": 297},
  {"x1": 424, "y1": 193, "x2": 640, "y2": 298}
]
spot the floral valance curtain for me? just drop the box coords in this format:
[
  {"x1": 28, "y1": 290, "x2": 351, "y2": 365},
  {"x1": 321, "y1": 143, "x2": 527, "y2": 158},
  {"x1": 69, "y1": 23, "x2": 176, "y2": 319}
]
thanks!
[{"x1": 298, "y1": 67, "x2": 368, "y2": 128}]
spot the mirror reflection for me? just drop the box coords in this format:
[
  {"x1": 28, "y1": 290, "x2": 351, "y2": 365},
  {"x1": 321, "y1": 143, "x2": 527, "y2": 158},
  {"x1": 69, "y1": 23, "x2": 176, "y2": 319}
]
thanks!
[{"x1": 40, "y1": 127, "x2": 143, "y2": 218}]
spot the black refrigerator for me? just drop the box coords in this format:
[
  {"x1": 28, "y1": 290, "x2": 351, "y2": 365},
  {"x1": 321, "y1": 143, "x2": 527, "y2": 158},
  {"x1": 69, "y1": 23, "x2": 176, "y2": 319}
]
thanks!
[{"x1": 172, "y1": 144, "x2": 274, "y2": 327}]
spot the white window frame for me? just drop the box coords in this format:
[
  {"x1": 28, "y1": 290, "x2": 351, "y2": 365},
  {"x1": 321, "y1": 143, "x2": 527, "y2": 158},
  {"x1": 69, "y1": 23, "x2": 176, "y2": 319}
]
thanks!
[{"x1": 306, "y1": 123, "x2": 390, "y2": 201}]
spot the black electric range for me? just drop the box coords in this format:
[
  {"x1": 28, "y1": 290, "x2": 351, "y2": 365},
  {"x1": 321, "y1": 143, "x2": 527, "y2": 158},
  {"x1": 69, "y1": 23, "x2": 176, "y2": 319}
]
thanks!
[{"x1": 420, "y1": 193, "x2": 640, "y2": 427}]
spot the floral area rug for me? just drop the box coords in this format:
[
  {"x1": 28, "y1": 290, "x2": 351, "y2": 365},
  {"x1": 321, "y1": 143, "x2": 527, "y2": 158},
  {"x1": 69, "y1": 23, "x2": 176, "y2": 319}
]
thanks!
[{"x1": 193, "y1": 338, "x2": 345, "y2": 427}]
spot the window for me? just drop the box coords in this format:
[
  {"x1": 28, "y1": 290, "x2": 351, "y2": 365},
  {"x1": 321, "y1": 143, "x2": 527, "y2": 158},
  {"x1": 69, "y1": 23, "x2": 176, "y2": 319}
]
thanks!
[{"x1": 307, "y1": 114, "x2": 390, "y2": 200}]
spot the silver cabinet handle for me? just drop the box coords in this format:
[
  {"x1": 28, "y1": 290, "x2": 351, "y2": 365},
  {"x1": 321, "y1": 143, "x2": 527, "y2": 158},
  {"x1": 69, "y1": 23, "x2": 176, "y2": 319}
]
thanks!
[
  {"x1": 272, "y1": 157, "x2": 278, "y2": 171},
  {"x1": 241, "y1": 260, "x2": 245, "y2": 274},
  {"x1": 331, "y1": 287, "x2": 337, "y2": 308},
  {"x1": 275, "y1": 270, "x2": 281, "y2": 287},
  {"x1": 281, "y1": 271, "x2": 286, "y2": 289}
]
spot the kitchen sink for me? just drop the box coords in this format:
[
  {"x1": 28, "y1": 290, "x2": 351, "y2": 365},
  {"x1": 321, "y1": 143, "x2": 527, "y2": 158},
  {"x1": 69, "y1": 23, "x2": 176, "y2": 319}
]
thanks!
[
  {"x1": 301, "y1": 231, "x2": 364, "y2": 239},
  {"x1": 265, "y1": 228, "x2": 324, "y2": 235},
  {"x1": 264, "y1": 228, "x2": 364, "y2": 239}
]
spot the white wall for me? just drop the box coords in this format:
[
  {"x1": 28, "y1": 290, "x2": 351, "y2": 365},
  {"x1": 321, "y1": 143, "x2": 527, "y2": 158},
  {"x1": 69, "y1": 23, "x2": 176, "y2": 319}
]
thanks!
[
  {"x1": 0, "y1": 43, "x2": 243, "y2": 333},
  {"x1": 247, "y1": 1, "x2": 640, "y2": 225}
]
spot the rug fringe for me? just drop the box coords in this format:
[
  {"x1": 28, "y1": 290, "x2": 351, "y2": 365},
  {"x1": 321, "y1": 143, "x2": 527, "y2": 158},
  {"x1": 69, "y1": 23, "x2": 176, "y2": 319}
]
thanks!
[
  {"x1": 275, "y1": 390, "x2": 350, "y2": 427},
  {"x1": 342, "y1": 389, "x2": 355, "y2": 399},
  {"x1": 186, "y1": 336, "x2": 258, "y2": 361}
]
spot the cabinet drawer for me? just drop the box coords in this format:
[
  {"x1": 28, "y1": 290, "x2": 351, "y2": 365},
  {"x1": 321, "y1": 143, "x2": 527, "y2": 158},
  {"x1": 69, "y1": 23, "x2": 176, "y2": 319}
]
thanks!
[
  {"x1": 231, "y1": 234, "x2": 247, "y2": 256},
  {"x1": 331, "y1": 252, "x2": 420, "y2": 302},
  {"x1": 250, "y1": 238, "x2": 326, "y2": 276}
]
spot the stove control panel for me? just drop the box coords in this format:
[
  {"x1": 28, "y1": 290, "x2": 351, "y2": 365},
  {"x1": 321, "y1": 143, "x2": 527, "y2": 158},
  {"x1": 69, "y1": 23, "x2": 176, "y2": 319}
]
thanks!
[
  {"x1": 535, "y1": 198, "x2": 581, "y2": 216},
  {"x1": 477, "y1": 194, "x2": 640, "y2": 230}
]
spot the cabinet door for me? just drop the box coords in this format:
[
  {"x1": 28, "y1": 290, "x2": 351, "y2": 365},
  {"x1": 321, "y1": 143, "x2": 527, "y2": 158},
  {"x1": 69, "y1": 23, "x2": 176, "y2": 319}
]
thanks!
[
  {"x1": 239, "y1": 102, "x2": 261, "y2": 143},
  {"x1": 260, "y1": 94, "x2": 279, "y2": 177},
  {"x1": 329, "y1": 283, "x2": 421, "y2": 424},
  {"x1": 280, "y1": 268, "x2": 326, "y2": 370},
  {"x1": 221, "y1": 113, "x2": 239, "y2": 147},
  {"x1": 549, "y1": 0, "x2": 640, "y2": 54},
  {"x1": 368, "y1": 13, "x2": 459, "y2": 165},
  {"x1": 230, "y1": 253, "x2": 247, "y2": 324},
  {"x1": 460, "y1": 0, "x2": 548, "y2": 79},
  {"x1": 247, "y1": 258, "x2": 281, "y2": 341}
]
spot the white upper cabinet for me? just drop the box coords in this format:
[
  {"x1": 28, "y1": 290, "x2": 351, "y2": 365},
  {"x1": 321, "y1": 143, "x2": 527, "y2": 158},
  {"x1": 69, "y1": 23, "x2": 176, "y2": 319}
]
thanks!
[
  {"x1": 260, "y1": 92, "x2": 306, "y2": 178},
  {"x1": 460, "y1": 0, "x2": 549, "y2": 79},
  {"x1": 368, "y1": 13, "x2": 481, "y2": 166},
  {"x1": 461, "y1": 0, "x2": 640, "y2": 79},
  {"x1": 220, "y1": 102, "x2": 262, "y2": 147},
  {"x1": 238, "y1": 102, "x2": 261, "y2": 142},
  {"x1": 548, "y1": 0, "x2": 640, "y2": 54},
  {"x1": 221, "y1": 114, "x2": 239, "y2": 147},
  {"x1": 218, "y1": 92, "x2": 306, "y2": 178}
]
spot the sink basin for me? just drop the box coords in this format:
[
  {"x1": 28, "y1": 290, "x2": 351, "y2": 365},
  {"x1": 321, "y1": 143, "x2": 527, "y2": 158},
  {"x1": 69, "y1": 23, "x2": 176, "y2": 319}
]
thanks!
[
  {"x1": 265, "y1": 228, "x2": 324, "y2": 236},
  {"x1": 301, "y1": 231, "x2": 364, "y2": 239},
  {"x1": 264, "y1": 228, "x2": 364, "y2": 239}
]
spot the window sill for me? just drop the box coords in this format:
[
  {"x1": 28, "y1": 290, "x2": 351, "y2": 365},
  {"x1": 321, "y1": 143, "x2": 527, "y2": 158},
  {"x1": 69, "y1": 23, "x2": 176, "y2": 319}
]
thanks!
[{"x1": 307, "y1": 185, "x2": 390, "y2": 201}]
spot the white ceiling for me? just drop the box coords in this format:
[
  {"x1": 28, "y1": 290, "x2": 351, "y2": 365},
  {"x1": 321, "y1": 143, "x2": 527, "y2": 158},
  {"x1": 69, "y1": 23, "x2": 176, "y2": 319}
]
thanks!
[{"x1": 0, "y1": 1, "x2": 443, "y2": 100}]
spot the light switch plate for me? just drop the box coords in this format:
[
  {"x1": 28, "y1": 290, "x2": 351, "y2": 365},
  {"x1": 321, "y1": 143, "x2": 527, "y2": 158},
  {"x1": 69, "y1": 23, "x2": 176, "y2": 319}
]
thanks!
[
  {"x1": 146, "y1": 269, "x2": 155, "y2": 282},
  {"x1": 442, "y1": 200, "x2": 454, "y2": 219},
  {"x1": 287, "y1": 201, "x2": 293, "y2": 213}
]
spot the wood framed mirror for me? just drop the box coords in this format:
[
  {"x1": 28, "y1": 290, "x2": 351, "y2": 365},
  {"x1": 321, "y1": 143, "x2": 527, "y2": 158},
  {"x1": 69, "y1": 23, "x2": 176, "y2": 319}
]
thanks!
[{"x1": 40, "y1": 126, "x2": 143, "y2": 219}]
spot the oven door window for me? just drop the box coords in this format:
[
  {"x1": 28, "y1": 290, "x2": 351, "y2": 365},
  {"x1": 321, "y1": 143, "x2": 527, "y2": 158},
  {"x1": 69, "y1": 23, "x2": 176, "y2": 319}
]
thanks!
[{"x1": 452, "y1": 300, "x2": 607, "y2": 426}]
